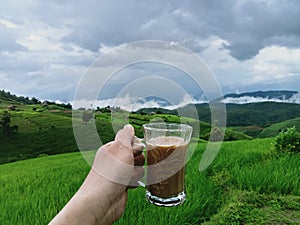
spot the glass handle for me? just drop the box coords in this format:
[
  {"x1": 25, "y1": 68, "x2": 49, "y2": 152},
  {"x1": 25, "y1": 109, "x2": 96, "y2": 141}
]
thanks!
[
  {"x1": 132, "y1": 136, "x2": 146, "y2": 188},
  {"x1": 132, "y1": 136, "x2": 145, "y2": 154}
]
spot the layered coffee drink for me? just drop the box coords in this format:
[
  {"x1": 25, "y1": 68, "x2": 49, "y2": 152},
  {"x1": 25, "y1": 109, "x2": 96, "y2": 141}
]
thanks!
[{"x1": 146, "y1": 136, "x2": 188, "y2": 198}]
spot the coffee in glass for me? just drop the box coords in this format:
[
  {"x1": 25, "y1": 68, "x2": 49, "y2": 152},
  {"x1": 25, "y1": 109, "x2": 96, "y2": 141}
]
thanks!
[{"x1": 143, "y1": 123, "x2": 193, "y2": 207}]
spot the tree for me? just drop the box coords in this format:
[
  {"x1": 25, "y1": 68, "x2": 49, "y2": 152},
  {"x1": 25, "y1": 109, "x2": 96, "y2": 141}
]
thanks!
[
  {"x1": 82, "y1": 111, "x2": 94, "y2": 124},
  {"x1": 31, "y1": 97, "x2": 40, "y2": 104},
  {"x1": 1, "y1": 111, "x2": 11, "y2": 134}
]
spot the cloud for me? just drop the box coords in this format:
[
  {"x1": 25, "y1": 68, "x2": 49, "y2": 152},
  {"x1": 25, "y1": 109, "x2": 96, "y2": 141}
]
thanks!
[
  {"x1": 209, "y1": 0, "x2": 300, "y2": 60},
  {"x1": 72, "y1": 93, "x2": 206, "y2": 111},
  {"x1": 222, "y1": 92, "x2": 300, "y2": 104},
  {"x1": 0, "y1": 26, "x2": 27, "y2": 52},
  {"x1": 53, "y1": 0, "x2": 300, "y2": 60},
  {"x1": 0, "y1": 0, "x2": 300, "y2": 103},
  {"x1": 198, "y1": 39, "x2": 300, "y2": 93}
]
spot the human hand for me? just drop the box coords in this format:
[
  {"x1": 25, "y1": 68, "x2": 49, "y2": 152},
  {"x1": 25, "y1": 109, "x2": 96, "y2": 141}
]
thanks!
[{"x1": 49, "y1": 124, "x2": 145, "y2": 225}]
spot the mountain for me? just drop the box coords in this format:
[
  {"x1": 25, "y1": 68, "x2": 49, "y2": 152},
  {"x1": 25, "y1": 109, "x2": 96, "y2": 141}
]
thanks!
[
  {"x1": 137, "y1": 101, "x2": 300, "y2": 131},
  {"x1": 136, "y1": 96, "x2": 172, "y2": 107},
  {"x1": 224, "y1": 90, "x2": 297, "y2": 99},
  {"x1": 105, "y1": 90, "x2": 300, "y2": 111},
  {"x1": 222, "y1": 90, "x2": 299, "y2": 104}
]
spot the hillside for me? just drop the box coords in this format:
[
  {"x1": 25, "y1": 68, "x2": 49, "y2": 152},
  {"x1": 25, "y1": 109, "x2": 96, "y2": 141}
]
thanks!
[
  {"x1": 0, "y1": 105, "x2": 252, "y2": 164},
  {"x1": 259, "y1": 117, "x2": 300, "y2": 138},
  {"x1": 0, "y1": 89, "x2": 254, "y2": 164},
  {"x1": 226, "y1": 102, "x2": 300, "y2": 126},
  {"x1": 0, "y1": 90, "x2": 72, "y2": 109},
  {"x1": 138, "y1": 102, "x2": 300, "y2": 128},
  {"x1": 0, "y1": 109, "x2": 78, "y2": 164},
  {"x1": 1, "y1": 90, "x2": 300, "y2": 164}
]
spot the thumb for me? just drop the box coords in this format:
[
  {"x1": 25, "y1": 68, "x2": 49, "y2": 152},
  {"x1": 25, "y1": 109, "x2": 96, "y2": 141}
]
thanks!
[
  {"x1": 115, "y1": 124, "x2": 134, "y2": 150},
  {"x1": 91, "y1": 124, "x2": 135, "y2": 185}
]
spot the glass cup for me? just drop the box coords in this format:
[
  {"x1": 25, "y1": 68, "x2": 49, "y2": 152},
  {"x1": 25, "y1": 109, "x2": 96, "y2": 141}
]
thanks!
[{"x1": 143, "y1": 123, "x2": 193, "y2": 207}]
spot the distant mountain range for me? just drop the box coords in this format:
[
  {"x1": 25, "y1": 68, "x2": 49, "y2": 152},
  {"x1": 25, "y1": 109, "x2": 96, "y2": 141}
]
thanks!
[
  {"x1": 1, "y1": 89, "x2": 299, "y2": 111},
  {"x1": 135, "y1": 90, "x2": 300, "y2": 109},
  {"x1": 222, "y1": 90, "x2": 300, "y2": 104},
  {"x1": 224, "y1": 90, "x2": 298, "y2": 99}
]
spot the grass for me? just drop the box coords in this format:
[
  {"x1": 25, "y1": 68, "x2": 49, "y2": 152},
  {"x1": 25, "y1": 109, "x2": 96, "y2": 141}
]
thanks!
[
  {"x1": 203, "y1": 191, "x2": 300, "y2": 225},
  {"x1": 1, "y1": 138, "x2": 299, "y2": 224},
  {"x1": 0, "y1": 152, "x2": 90, "y2": 225},
  {"x1": 207, "y1": 139, "x2": 299, "y2": 195}
]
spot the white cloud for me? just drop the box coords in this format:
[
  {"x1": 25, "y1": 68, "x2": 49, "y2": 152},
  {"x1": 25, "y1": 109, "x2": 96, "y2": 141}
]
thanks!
[
  {"x1": 141, "y1": 19, "x2": 158, "y2": 30},
  {"x1": 244, "y1": 46, "x2": 300, "y2": 86},
  {"x1": 17, "y1": 26, "x2": 69, "y2": 52},
  {"x1": 222, "y1": 92, "x2": 300, "y2": 104},
  {"x1": 198, "y1": 38, "x2": 300, "y2": 93},
  {"x1": 0, "y1": 0, "x2": 300, "y2": 103},
  {"x1": 72, "y1": 93, "x2": 206, "y2": 111},
  {"x1": 0, "y1": 19, "x2": 18, "y2": 28}
]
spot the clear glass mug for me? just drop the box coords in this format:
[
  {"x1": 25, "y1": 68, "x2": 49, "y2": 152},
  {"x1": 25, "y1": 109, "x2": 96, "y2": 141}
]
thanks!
[{"x1": 142, "y1": 123, "x2": 193, "y2": 207}]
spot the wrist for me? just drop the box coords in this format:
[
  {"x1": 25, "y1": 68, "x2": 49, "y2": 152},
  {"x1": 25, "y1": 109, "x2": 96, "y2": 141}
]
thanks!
[{"x1": 77, "y1": 169, "x2": 126, "y2": 224}]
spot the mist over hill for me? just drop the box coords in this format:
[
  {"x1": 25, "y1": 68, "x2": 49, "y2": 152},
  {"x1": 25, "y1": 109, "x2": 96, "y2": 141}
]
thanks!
[
  {"x1": 2, "y1": 89, "x2": 300, "y2": 111},
  {"x1": 72, "y1": 90, "x2": 300, "y2": 111},
  {"x1": 135, "y1": 90, "x2": 300, "y2": 109},
  {"x1": 222, "y1": 90, "x2": 300, "y2": 104}
]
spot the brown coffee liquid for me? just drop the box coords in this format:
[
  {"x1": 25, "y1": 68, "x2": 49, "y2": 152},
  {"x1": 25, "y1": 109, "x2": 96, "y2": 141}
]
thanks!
[{"x1": 146, "y1": 136, "x2": 188, "y2": 198}]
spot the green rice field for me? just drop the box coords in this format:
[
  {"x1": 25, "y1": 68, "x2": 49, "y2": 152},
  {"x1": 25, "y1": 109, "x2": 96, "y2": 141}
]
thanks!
[{"x1": 1, "y1": 138, "x2": 299, "y2": 225}]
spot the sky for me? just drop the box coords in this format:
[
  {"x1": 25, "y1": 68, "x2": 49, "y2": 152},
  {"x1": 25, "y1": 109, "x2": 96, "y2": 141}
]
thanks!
[{"x1": 1, "y1": 0, "x2": 300, "y2": 106}]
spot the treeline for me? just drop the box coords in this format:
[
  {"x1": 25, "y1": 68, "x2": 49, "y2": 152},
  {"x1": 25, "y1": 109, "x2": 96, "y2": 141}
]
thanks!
[
  {"x1": 0, "y1": 90, "x2": 40, "y2": 104},
  {"x1": 0, "y1": 90, "x2": 72, "y2": 109},
  {"x1": 225, "y1": 102, "x2": 300, "y2": 127},
  {"x1": 224, "y1": 90, "x2": 298, "y2": 100}
]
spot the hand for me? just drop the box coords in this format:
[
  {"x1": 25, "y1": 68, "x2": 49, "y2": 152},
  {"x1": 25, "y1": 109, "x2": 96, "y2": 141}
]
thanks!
[{"x1": 49, "y1": 124, "x2": 145, "y2": 225}]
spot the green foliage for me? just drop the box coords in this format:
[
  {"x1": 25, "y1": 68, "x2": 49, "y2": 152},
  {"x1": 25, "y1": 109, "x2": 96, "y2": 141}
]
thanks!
[
  {"x1": 275, "y1": 126, "x2": 300, "y2": 154},
  {"x1": 0, "y1": 89, "x2": 42, "y2": 105},
  {"x1": 1, "y1": 110, "x2": 11, "y2": 133},
  {"x1": 0, "y1": 111, "x2": 18, "y2": 134},
  {"x1": 225, "y1": 102, "x2": 300, "y2": 127}
]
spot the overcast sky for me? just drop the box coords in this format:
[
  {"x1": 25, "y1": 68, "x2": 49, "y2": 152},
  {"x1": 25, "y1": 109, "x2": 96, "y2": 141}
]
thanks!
[{"x1": 1, "y1": 0, "x2": 300, "y2": 103}]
